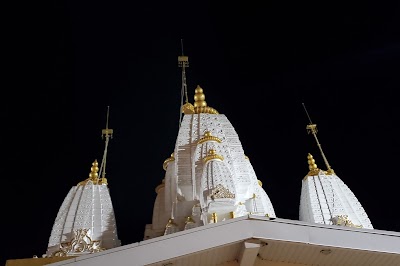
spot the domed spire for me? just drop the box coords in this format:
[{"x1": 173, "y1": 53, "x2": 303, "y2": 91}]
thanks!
[{"x1": 46, "y1": 109, "x2": 120, "y2": 257}]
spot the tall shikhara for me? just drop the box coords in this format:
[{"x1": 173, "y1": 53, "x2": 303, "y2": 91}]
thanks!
[{"x1": 145, "y1": 85, "x2": 276, "y2": 239}]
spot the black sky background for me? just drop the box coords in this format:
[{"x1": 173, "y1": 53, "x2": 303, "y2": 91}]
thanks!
[{"x1": 3, "y1": 1, "x2": 400, "y2": 264}]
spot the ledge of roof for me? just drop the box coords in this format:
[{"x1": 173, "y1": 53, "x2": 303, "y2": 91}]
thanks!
[{"x1": 47, "y1": 215, "x2": 400, "y2": 266}]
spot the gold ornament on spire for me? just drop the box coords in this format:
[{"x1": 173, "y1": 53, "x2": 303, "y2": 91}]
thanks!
[
  {"x1": 203, "y1": 149, "x2": 224, "y2": 163},
  {"x1": 89, "y1": 160, "x2": 99, "y2": 181},
  {"x1": 306, "y1": 153, "x2": 320, "y2": 177},
  {"x1": 198, "y1": 131, "x2": 222, "y2": 144},
  {"x1": 162, "y1": 153, "x2": 175, "y2": 171},
  {"x1": 182, "y1": 85, "x2": 219, "y2": 114},
  {"x1": 78, "y1": 160, "x2": 100, "y2": 186}
]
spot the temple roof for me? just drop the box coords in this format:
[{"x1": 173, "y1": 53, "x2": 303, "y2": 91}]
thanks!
[{"x1": 300, "y1": 153, "x2": 373, "y2": 229}]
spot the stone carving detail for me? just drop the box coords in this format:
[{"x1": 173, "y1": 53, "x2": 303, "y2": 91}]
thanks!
[
  {"x1": 52, "y1": 228, "x2": 104, "y2": 257},
  {"x1": 331, "y1": 215, "x2": 363, "y2": 228},
  {"x1": 211, "y1": 184, "x2": 235, "y2": 199}
]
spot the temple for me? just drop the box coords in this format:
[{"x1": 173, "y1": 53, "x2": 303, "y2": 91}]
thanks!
[{"x1": 5, "y1": 54, "x2": 400, "y2": 266}]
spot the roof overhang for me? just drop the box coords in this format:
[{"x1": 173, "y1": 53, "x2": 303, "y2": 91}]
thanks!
[{"x1": 47, "y1": 215, "x2": 400, "y2": 266}]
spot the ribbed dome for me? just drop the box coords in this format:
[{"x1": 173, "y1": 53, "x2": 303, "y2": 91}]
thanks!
[
  {"x1": 46, "y1": 160, "x2": 120, "y2": 257},
  {"x1": 299, "y1": 154, "x2": 373, "y2": 229}
]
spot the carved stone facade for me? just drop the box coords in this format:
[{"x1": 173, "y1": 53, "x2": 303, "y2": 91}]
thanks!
[
  {"x1": 145, "y1": 88, "x2": 276, "y2": 239},
  {"x1": 299, "y1": 171, "x2": 373, "y2": 229},
  {"x1": 46, "y1": 181, "x2": 121, "y2": 256}
]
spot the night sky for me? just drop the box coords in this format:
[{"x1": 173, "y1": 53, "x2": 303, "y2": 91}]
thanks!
[{"x1": 3, "y1": 1, "x2": 400, "y2": 264}]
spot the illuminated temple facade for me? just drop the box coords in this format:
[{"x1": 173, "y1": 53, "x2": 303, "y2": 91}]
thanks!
[{"x1": 5, "y1": 57, "x2": 400, "y2": 266}]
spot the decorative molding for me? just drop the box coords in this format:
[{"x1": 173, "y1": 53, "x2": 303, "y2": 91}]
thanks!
[
  {"x1": 331, "y1": 215, "x2": 363, "y2": 228},
  {"x1": 163, "y1": 153, "x2": 175, "y2": 170},
  {"x1": 198, "y1": 131, "x2": 222, "y2": 144},
  {"x1": 203, "y1": 149, "x2": 224, "y2": 163},
  {"x1": 52, "y1": 228, "x2": 104, "y2": 257},
  {"x1": 211, "y1": 184, "x2": 235, "y2": 199}
]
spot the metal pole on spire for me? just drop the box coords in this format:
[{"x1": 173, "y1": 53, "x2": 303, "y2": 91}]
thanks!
[
  {"x1": 302, "y1": 103, "x2": 334, "y2": 174},
  {"x1": 99, "y1": 106, "x2": 113, "y2": 182},
  {"x1": 178, "y1": 39, "x2": 189, "y2": 128}
]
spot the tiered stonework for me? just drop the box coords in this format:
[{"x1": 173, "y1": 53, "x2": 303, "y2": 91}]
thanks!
[{"x1": 144, "y1": 86, "x2": 276, "y2": 239}]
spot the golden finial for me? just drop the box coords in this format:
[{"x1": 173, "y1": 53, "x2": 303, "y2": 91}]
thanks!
[
  {"x1": 182, "y1": 86, "x2": 219, "y2": 114},
  {"x1": 194, "y1": 85, "x2": 207, "y2": 107},
  {"x1": 187, "y1": 85, "x2": 219, "y2": 114},
  {"x1": 203, "y1": 149, "x2": 224, "y2": 163},
  {"x1": 162, "y1": 153, "x2": 175, "y2": 170},
  {"x1": 89, "y1": 160, "x2": 99, "y2": 182},
  {"x1": 306, "y1": 153, "x2": 320, "y2": 177},
  {"x1": 257, "y1": 179, "x2": 263, "y2": 187},
  {"x1": 77, "y1": 160, "x2": 100, "y2": 186},
  {"x1": 198, "y1": 131, "x2": 222, "y2": 144}
]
